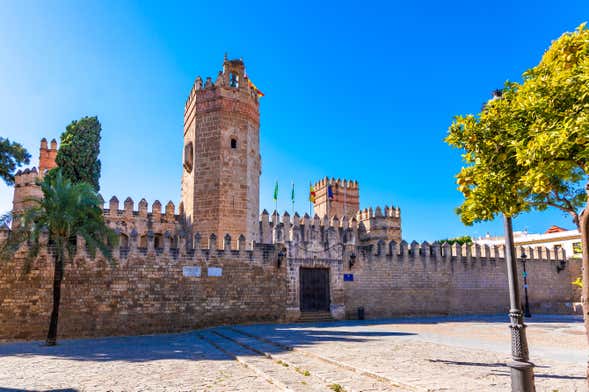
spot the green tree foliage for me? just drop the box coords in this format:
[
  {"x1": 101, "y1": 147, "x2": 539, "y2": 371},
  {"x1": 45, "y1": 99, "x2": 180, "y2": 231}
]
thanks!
[
  {"x1": 446, "y1": 24, "x2": 589, "y2": 381},
  {"x1": 437, "y1": 235, "x2": 473, "y2": 245},
  {"x1": 55, "y1": 116, "x2": 102, "y2": 191},
  {"x1": 0, "y1": 170, "x2": 117, "y2": 345},
  {"x1": 0, "y1": 137, "x2": 31, "y2": 186},
  {"x1": 446, "y1": 85, "x2": 585, "y2": 228}
]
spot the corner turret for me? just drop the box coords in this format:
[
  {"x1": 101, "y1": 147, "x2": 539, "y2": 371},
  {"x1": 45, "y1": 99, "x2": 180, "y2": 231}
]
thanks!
[
  {"x1": 39, "y1": 138, "x2": 58, "y2": 173},
  {"x1": 313, "y1": 177, "x2": 359, "y2": 219},
  {"x1": 12, "y1": 138, "x2": 58, "y2": 218}
]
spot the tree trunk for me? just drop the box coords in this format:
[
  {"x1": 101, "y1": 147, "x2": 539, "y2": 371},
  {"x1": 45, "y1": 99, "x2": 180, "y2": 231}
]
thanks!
[
  {"x1": 581, "y1": 184, "x2": 589, "y2": 386},
  {"x1": 45, "y1": 246, "x2": 64, "y2": 346},
  {"x1": 571, "y1": 210, "x2": 581, "y2": 232}
]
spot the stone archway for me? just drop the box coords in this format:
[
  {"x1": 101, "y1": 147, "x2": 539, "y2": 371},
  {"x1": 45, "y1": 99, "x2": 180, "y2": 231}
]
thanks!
[{"x1": 285, "y1": 257, "x2": 345, "y2": 322}]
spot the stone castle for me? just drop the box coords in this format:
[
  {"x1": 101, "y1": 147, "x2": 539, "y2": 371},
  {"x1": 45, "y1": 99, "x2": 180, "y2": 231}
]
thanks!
[{"x1": 1, "y1": 57, "x2": 580, "y2": 341}]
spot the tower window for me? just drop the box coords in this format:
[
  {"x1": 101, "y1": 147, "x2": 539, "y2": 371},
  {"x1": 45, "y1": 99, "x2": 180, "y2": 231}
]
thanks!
[
  {"x1": 229, "y1": 72, "x2": 239, "y2": 88},
  {"x1": 183, "y1": 142, "x2": 193, "y2": 173},
  {"x1": 231, "y1": 138, "x2": 237, "y2": 149}
]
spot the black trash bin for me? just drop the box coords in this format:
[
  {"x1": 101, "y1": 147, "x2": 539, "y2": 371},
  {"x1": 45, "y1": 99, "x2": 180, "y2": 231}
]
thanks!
[{"x1": 357, "y1": 307, "x2": 365, "y2": 320}]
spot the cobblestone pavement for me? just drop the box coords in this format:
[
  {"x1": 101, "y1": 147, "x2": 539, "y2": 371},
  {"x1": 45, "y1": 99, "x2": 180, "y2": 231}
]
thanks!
[{"x1": 0, "y1": 314, "x2": 585, "y2": 391}]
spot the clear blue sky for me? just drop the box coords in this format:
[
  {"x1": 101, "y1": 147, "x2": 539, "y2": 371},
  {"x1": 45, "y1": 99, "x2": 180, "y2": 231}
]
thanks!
[{"x1": 1, "y1": 1, "x2": 587, "y2": 241}]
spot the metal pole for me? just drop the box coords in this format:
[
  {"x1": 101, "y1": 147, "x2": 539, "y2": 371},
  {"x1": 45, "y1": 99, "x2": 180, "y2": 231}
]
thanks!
[
  {"x1": 522, "y1": 253, "x2": 532, "y2": 318},
  {"x1": 504, "y1": 215, "x2": 535, "y2": 391}
]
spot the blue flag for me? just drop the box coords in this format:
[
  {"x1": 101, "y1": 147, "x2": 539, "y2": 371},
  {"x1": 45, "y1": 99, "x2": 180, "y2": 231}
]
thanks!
[{"x1": 327, "y1": 184, "x2": 334, "y2": 200}]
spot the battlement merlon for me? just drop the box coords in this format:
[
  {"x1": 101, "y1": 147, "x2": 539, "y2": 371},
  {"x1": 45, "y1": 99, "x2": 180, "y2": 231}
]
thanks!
[
  {"x1": 313, "y1": 177, "x2": 359, "y2": 190},
  {"x1": 2, "y1": 227, "x2": 570, "y2": 268},
  {"x1": 103, "y1": 196, "x2": 181, "y2": 224}
]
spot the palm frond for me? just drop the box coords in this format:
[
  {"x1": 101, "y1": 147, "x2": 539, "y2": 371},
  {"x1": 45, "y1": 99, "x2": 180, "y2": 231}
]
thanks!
[{"x1": 1, "y1": 169, "x2": 117, "y2": 270}]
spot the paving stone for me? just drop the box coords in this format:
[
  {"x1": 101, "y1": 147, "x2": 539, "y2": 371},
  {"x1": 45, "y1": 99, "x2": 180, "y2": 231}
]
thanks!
[{"x1": 0, "y1": 315, "x2": 584, "y2": 391}]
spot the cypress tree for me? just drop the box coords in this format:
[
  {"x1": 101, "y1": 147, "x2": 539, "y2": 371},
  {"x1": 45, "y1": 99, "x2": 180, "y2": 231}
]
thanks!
[{"x1": 55, "y1": 116, "x2": 102, "y2": 191}]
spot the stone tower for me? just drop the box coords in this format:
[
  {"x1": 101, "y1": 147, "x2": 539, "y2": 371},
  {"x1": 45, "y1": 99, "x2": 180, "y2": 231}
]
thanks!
[
  {"x1": 39, "y1": 138, "x2": 58, "y2": 173},
  {"x1": 12, "y1": 138, "x2": 58, "y2": 218},
  {"x1": 181, "y1": 56, "x2": 261, "y2": 245},
  {"x1": 313, "y1": 177, "x2": 359, "y2": 219}
]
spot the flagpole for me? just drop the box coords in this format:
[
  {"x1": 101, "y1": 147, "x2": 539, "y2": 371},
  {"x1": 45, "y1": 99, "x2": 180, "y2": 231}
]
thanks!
[
  {"x1": 342, "y1": 183, "x2": 347, "y2": 216},
  {"x1": 309, "y1": 182, "x2": 312, "y2": 216},
  {"x1": 274, "y1": 180, "x2": 278, "y2": 214},
  {"x1": 326, "y1": 180, "x2": 330, "y2": 220},
  {"x1": 291, "y1": 181, "x2": 295, "y2": 216}
]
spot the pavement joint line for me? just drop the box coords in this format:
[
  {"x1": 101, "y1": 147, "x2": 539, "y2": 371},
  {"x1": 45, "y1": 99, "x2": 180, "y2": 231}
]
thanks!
[
  {"x1": 213, "y1": 328, "x2": 340, "y2": 391},
  {"x1": 197, "y1": 332, "x2": 288, "y2": 391},
  {"x1": 229, "y1": 326, "x2": 429, "y2": 392},
  {"x1": 215, "y1": 328, "x2": 390, "y2": 388}
]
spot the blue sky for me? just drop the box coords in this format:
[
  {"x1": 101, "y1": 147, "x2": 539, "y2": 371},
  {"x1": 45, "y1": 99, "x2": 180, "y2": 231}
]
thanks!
[{"x1": 1, "y1": 1, "x2": 587, "y2": 241}]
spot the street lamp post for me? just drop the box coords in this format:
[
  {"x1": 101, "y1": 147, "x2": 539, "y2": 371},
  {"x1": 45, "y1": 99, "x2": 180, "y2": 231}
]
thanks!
[
  {"x1": 504, "y1": 215, "x2": 535, "y2": 391},
  {"x1": 489, "y1": 89, "x2": 535, "y2": 390},
  {"x1": 521, "y1": 252, "x2": 532, "y2": 318}
]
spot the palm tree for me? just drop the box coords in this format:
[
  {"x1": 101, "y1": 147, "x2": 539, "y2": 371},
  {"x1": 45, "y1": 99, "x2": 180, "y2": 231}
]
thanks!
[{"x1": 1, "y1": 169, "x2": 117, "y2": 345}]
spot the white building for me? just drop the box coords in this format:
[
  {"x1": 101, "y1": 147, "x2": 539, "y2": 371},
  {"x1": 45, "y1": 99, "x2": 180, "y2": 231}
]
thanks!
[{"x1": 475, "y1": 226, "x2": 582, "y2": 259}]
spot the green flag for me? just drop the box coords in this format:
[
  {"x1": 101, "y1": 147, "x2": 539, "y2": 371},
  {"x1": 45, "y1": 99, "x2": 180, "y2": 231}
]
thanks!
[
  {"x1": 291, "y1": 182, "x2": 295, "y2": 203},
  {"x1": 273, "y1": 181, "x2": 278, "y2": 201}
]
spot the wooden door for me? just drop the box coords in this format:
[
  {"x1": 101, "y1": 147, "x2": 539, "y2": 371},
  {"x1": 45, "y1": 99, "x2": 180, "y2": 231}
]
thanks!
[{"x1": 300, "y1": 268, "x2": 330, "y2": 312}]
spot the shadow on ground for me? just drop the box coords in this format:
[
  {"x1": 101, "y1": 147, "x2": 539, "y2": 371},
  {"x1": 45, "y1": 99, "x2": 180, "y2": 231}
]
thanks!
[
  {"x1": 0, "y1": 389, "x2": 78, "y2": 392},
  {"x1": 0, "y1": 314, "x2": 580, "y2": 365},
  {"x1": 490, "y1": 369, "x2": 586, "y2": 380},
  {"x1": 300, "y1": 313, "x2": 583, "y2": 328},
  {"x1": 0, "y1": 327, "x2": 414, "y2": 363},
  {"x1": 428, "y1": 359, "x2": 548, "y2": 369}
]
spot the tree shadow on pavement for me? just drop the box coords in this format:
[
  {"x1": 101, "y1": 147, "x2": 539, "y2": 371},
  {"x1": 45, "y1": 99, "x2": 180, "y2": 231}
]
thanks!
[
  {"x1": 317, "y1": 314, "x2": 583, "y2": 327},
  {"x1": 0, "y1": 389, "x2": 79, "y2": 392},
  {"x1": 490, "y1": 369, "x2": 585, "y2": 380},
  {"x1": 428, "y1": 359, "x2": 548, "y2": 369},
  {"x1": 0, "y1": 327, "x2": 414, "y2": 363}
]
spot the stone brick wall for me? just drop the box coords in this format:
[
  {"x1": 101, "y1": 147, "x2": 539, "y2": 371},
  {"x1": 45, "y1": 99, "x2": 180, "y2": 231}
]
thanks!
[
  {"x1": 0, "y1": 243, "x2": 286, "y2": 341},
  {"x1": 1, "y1": 207, "x2": 578, "y2": 342},
  {"x1": 343, "y1": 242, "x2": 580, "y2": 319}
]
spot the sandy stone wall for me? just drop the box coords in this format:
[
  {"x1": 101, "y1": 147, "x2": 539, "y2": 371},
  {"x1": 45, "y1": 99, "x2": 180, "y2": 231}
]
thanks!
[
  {"x1": 0, "y1": 243, "x2": 287, "y2": 341},
  {"x1": 0, "y1": 209, "x2": 579, "y2": 342},
  {"x1": 343, "y1": 242, "x2": 580, "y2": 319}
]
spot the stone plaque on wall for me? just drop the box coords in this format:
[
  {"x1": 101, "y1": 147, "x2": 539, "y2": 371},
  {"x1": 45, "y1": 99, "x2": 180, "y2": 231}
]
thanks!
[
  {"x1": 208, "y1": 267, "x2": 223, "y2": 277},
  {"x1": 182, "y1": 266, "x2": 201, "y2": 277}
]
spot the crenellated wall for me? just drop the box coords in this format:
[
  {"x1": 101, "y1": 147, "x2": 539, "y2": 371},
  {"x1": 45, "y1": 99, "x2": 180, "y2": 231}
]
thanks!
[
  {"x1": 356, "y1": 205, "x2": 402, "y2": 245},
  {"x1": 0, "y1": 232, "x2": 287, "y2": 342},
  {"x1": 343, "y1": 240, "x2": 580, "y2": 319},
  {"x1": 1, "y1": 201, "x2": 579, "y2": 342},
  {"x1": 0, "y1": 212, "x2": 579, "y2": 341},
  {"x1": 103, "y1": 196, "x2": 182, "y2": 249}
]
